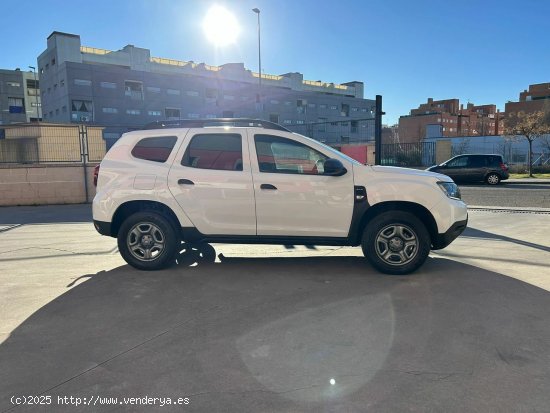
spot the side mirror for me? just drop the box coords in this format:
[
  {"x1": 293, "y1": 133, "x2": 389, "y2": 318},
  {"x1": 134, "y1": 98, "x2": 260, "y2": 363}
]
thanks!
[{"x1": 323, "y1": 158, "x2": 347, "y2": 176}]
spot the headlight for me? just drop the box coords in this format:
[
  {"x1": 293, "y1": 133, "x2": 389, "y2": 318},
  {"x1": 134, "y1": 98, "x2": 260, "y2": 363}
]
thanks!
[{"x1": 437, "y1": 181, "x2": 461, "y2": 200}]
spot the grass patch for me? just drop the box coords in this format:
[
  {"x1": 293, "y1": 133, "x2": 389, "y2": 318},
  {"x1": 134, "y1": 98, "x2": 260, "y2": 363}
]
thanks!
[{"x1": 509, "y1": 173, "x2": 550, "y2": 179}]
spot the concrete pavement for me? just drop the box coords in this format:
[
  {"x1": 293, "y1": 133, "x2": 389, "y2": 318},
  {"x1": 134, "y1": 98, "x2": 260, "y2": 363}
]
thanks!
[{"x1": 1, "y1": 205, "x2": 550, "y2": 412}]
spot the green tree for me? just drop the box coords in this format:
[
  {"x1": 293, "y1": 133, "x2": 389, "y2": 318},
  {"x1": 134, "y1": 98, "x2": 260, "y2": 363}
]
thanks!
[{"x1": 504, "y1": 110, "x2": 550, "y2": 177}]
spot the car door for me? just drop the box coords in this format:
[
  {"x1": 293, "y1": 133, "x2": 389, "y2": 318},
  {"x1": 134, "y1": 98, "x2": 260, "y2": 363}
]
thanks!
[
  {"x1": 467, "y1": 155, "x2": 487, "y2": 182},
  {"x1": 167, "y1": 128, "x2": 256, "y2": 235},
  {"x1": 249, "y1": 130, "x2": 354, "y2": 238}
]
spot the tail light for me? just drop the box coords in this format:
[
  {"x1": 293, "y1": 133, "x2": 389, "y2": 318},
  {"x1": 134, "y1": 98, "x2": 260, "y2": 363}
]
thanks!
[
  {"x1": 93, "y1": 164, "x2": 100, "y2": 186},
  {"x1": 500, "y1": 162, "x2": 508, "y2": 171}
]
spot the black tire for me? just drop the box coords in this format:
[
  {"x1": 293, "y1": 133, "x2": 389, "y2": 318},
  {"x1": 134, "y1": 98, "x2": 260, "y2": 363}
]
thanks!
[
  {"x1": 117, "y1": 211, "x2": 179, "y2": 270},
  {"x1": 361, "y1": 211, "x2": 431, "y2": 275},
  {"x1": 486, "y1": 173, "x2": 501, "y2": 185}
]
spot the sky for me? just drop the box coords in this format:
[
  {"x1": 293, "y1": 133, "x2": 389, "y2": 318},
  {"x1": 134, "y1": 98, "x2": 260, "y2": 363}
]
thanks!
[{"x1": 1, "y1": 0, "x2": 549, "y2": 124}]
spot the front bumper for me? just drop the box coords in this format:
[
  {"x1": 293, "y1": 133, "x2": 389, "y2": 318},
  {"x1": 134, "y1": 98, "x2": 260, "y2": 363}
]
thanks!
[
  {"x1": 93, "y1": 220, "x2": 112, "y2": 237},
  {"x1": 431, "y1": 217, "x2": 468, "y2": 250}
]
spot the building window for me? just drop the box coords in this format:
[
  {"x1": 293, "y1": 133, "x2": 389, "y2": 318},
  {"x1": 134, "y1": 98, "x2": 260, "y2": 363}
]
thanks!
[
  {"x1": 188, "y1": 113, "x2": 200, "y2": 118},
  {"x1": 100, "y1": 81, "x2": 116, "y2": 89},
  {"x1": 206, "y1": 88, "x2": 217, "y2": 100},
  {"x1": 341, "y1": 104, "x2": 350, "y2": 116},
  {"x1": 147, "y1": 86, "x2": 161, "y2": 93},
  {"x1": 205, "y1": 114, "x2": 217, "y2": 119},
  {"x1": 283, "y1": 119, "x2": 292, "y2": 124},
  {"x1": 284, "y1": 101, "x2": 292, "y2": 106},
  {"x1": 351, "y1": 120, "x2": 358, "y2": 133},
  {"x1": 7, "y1": 81, "x2": 21, "y2": 87},
  {"x1": 297, "y1": 99, "x2": 306, "y2": 114},
  {"x1": 31, "y1": 102, "x2": 42, "y2": 107},
  {"x1": 330, "y1": 105, "x2": 337, "y2": 110},
  {"x1": 167, "y1": 89, "x2": 180, "y2": 95},
  {"x1": 132, "y1": 136, "x2": 178, "y2": 163},
  {"x1": 102, "y1": 107, "x2": 118, "y2": 114},
  {"x1": 361, "y1": 108, "x2": 368, "y2": 112},
  {"x1": 126, "y1": 109, "x2": 141, "y2": 115},
  {"x1": 8, "y1": 97, "x2": 24, "y2": 113},
  {"x1": 74, "y1": 79, "x2": 92, "y2": 86},
  {"x1": 182, "y1": 134, "x2": 243, "y2": 171},
  {"x1": 296, "y1": 120, "x2": 305, "y2": 124},
  {"x1": 317, "y1": 118, "x2": 327, "y2": 132},
  {"x1": 165, "y1": 108, "x2": 180, "y2": 119},
  {"x1": 125, "y1": 80, "x2": 144, "y2": 100},
  {"x1": 51, "y1": 58, "x2": 56, "y2": 65},
  {"x1": 270, "y1": 99, "x2": 279, "y2": 105},
  {"x1": 341, "y1": 136, "x2": 350, "y2": 144},
  {"x1": 319, "y1": 104, "x2": 327, "y2": 109},
  {"x1": 308, "y1": 103, "x2": 316, "y2": 108},
  {"x1": 269, "y1": 114, "x2": 279, "y2": 123},
  {"x1": 148, "y1": 110, "x2": 161, "y2": 116},
  {"x1": 186, "y1": 90, "x2": 199, "y2": 97},
  {"x1": 351, "y1": 107, "x2": 358, "y2": 112},
  {"x1": 224, "y1": 95, "x2": 235, "y2": 100}
]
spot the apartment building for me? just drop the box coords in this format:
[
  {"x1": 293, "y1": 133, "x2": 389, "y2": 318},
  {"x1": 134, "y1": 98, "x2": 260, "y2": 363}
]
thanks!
[
  {"x1": 505, "y1": 83, "x2": 550, "y2": 117},
  {"x1": 38, "y1": 32, "x2": 376, "y2": 145},
  {"x1": 0, "y1": 69, "x2": 41, "y2": 125},
  {"x1": 398, "y1": 98, "x2": 503, "y2": 142}
]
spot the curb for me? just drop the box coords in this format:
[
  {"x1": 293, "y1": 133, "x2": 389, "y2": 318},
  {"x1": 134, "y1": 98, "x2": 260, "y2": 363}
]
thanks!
[
  {"x1": 504, "y1": 180, "x2": 550, "y2": 185},
  {"x1": 468, "y1": 205, "x2": 550, "y2": 213}
]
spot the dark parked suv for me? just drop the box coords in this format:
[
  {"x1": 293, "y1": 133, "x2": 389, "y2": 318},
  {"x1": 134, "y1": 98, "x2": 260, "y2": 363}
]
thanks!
[{"x1": 427, "y1": 154, "x2": 509, "y2": 185}]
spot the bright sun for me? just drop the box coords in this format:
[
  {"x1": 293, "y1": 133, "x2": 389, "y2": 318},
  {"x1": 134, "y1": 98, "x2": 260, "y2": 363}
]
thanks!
[{"x1": 203, "y1": 5, "x2": 240, "y2": 47}]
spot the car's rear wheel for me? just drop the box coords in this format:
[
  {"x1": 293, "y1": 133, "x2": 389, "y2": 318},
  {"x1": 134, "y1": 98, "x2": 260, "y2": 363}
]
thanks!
[
  {"x1": 362, "y1": 211, "x2": 430, "y2": 275},
  {"x1": 118, "y1": 211, "x2": 178, "y2": 270},
  {"x1": 486, "y1": 173, "x2": 501, "y2": 185}
]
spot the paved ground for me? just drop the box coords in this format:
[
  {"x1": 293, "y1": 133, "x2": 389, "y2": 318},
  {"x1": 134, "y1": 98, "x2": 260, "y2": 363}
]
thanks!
[{"x1": 1, "y1": 205, "x2": 550, "y2": 412}]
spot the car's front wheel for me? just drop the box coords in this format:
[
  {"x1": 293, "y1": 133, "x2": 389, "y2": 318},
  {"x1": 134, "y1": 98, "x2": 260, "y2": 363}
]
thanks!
[
  {"x1": 486, "y1": 173, "x2": 501, "y2": 185},
  {"x1": 117, "y1": 211, "x2": 178, "y2": 270},
  {"x1": 362, "y1": 211, "x2": 431, "y2": 275}
]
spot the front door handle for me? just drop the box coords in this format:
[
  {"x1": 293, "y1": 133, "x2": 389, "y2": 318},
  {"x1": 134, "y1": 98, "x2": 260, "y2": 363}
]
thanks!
[
  {"x1": 178, "y1": 178, "x2": 194, "y2": 185},
  {"x1": 260, "y1": 183, "x2": 277, "y2": 190}
]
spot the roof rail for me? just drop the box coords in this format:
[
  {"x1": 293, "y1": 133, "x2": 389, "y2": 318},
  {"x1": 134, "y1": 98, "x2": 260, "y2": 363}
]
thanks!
[{"x1": 142, "y1": 118, "x2": 291, "y2": 132}]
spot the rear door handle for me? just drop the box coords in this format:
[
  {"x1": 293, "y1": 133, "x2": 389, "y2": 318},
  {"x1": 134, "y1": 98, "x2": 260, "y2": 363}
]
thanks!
[
  {"x1": 260, "y1": 184, "x2": 277, "y2": 190},
  {"x1": 178, "y1": 178, "x2": 194, "y2": 185}
]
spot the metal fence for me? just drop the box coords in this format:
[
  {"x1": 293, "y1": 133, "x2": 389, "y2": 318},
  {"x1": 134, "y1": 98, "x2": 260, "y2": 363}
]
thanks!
[
  {"x1": 285, "y1": 118, "x2": 375, "y2": 146},
  {"x1": 381, "y1": 142, "x2": 436, "y2": 167}
]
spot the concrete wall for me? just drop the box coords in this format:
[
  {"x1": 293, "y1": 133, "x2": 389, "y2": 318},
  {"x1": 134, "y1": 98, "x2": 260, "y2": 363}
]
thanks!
[{"x1": 0, "y1": 164, "x2": 97, "y2": 206}]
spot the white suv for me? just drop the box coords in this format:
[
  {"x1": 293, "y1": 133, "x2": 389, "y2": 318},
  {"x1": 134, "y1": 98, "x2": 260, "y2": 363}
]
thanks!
[{"x1": 93, "y1": 119, "x2": 467, "y2": 274}]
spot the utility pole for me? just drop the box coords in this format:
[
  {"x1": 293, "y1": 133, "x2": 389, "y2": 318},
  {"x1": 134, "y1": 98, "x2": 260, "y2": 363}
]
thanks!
[
  {"x1": 252, "y1": 8, "x2": 262, "y2": 114},
  {"x1": 374, "y1": 95, "x2": 384, "y2": 165}
]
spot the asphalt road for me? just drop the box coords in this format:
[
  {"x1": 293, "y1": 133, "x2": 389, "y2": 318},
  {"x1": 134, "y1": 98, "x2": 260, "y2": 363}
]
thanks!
[{"x1": 459, "y1": 183, "x2": 550, "y2": 208}]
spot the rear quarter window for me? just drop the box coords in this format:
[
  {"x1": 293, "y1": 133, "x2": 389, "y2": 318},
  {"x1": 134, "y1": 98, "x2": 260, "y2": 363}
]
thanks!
[{"x1": 131, "y1": 136, "x2": 178, "y2": 163}]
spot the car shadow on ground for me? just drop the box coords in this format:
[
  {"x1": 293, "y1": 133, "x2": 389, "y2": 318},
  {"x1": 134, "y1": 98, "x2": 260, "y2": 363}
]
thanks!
[
  {"x1": 462, "y1": 227, "x2": 550, "y2": 253},
  {"x1": 1, "y1": 254, "x2": 550, "y2": 412}
]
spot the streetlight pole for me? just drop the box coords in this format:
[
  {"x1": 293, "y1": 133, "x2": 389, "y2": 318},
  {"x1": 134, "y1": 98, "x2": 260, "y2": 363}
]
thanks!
[
  {"x1": 252, "y1": 8, "x2": 262, "y2": 111},
  {"x1": 28, "y1": 65, "x2": 40, "y2": 121}
]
